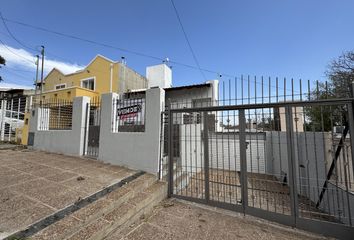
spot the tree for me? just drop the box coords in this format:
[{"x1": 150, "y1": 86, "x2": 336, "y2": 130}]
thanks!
[
  {"x1": 0, "y1": 55, "x2": 5, "y2": 82},
  {"x1": 326, "y1": 51, "x2": 354, "y2": 98},
  {"x1": 305, "y1": 50, "x2": 354, "y2": 131}
]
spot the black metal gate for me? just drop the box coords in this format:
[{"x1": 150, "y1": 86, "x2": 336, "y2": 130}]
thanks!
[
  {"x1": 84, "y1": 97, "x2": 101, "y2": 158},
  {"x1": 167, "y1": 99, "x2": 354, "y2": 239}
]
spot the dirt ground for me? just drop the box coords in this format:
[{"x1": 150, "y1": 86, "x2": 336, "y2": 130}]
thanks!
[
  {"x1": 106, "y1": 198, "x2": 330, "y2": 240},
  {"x1": 0, "y1": 148, "x2": 136, "y2": 238}
]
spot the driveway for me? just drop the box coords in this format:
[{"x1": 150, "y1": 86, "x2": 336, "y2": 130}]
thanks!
[
  {"x1": 0, "y1": 148, "x2": 136, "y2": 238},
  {"x1": 107, "y1": 199, "x2": 330, "y2": 240}
]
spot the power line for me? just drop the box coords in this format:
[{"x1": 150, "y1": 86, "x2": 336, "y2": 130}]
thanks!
[
  {"x1": 170, "y1": 0, "x2": 206, "y2": 80},
  {"x1": 0, "y1": 11, "x2": 38, "y2": 52},
  {"x1": 2, "y1": 17, "x2": 219, "y2": 75},
  {"x1": 2, "y1": 17, "x2": 164, "y2": 62},
  {"x1": 0, "y1": 38, "x2": 35, "y2": 64},
  {"x1": 2, "y1": 67, "x2": 34, "y2": 82},
  {"x1": 1, "y1": 16, "x2": 300, "y2": 93}
]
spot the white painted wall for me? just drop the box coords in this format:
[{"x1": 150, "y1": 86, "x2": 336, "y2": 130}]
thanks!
[
  {"x1": 166, "y1": 81, "x2": 218, "y2": 110},
  {"x1": 208, "y1": 133, "x2": 266, "y2": 173},
  {"x1": 146, "y1": 64, "x2": 172, "y2": 89},
  {"x1": 179, "y1": 126, "x2": 266, "y2": 174},
  {"x1": 179, "y1": 124, "x2": 204, "y2": 173},
  {"x1": 29, "y1": 96, "x2": 89, "y2": 156},
  {"x1": 98, "y1": 88, "x2": 165, "y2": 174},
  {"x1": 320, "y1": 182, "x2": 354, "y2": 225}
]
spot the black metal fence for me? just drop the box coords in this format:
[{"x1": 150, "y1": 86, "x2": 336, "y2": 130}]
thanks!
[
  {"x1": 38, "y1": 99, "x2": 73, "y2": 130},
  {"x1": 166, "y1": 97, "x2": 354, "y2": 239},
  {"x1": 112, "y1": 97, "x2": 146, "y2": 132},
  {"x1": 0, "y1": 96, "x2": 29, "y2": 142},
  {"x1": 84, "y1": 97, "x2": 101, "y2": 158}
]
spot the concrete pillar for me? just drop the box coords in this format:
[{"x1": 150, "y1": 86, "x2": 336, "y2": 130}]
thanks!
[
  {"x1": 99, "y1": 88, "x2": 165, "y2": 174},
  {"x1": 73, "y1": 96, "x2": 90, "y2": 155},
  {"x1": 29, "y1": 96, "x2": 90, "y2": 156}
]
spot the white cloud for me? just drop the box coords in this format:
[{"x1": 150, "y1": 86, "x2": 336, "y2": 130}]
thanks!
[
  {"x1": 0, "y1": 44, "x2": 84, "y2": 74},
  {"x1": 0, "y1": 82, "x2": 34, "y2": 90}
]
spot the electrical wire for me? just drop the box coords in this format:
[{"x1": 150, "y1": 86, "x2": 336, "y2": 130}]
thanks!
[
  {"x1": 0, "y1": 11, "x2": 38, "y2": 52},
  {"x1": 0, "y1": 17, "x2": 265, "y2": 84},
  {"x1": 1, "y1": 16, "x2": 300, "y2": 93},
  {"x1": 0, "y1": 38, "x2": 35, "y2": 64},
  {"x1": 170, "y1": 0, "x2": 206, "y2": 80},
  {"x1": 2, "y1": 67, "x2": 33, "y2": 82}
]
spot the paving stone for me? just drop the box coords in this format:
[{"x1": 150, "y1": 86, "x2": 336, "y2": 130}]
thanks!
[
  {"x1": 72, "y1": 197, "x2": 113, "y2": 221},
  {"x1": 103, "y1": 202, "x2": 133, "y2": 223},
  {"x1": 35, "y1": 187, "x2": 87, "y2": 210},
  {"x1": 0, "y1": 203, "x2": 54, "y2": 233},
  {"x1": 61, "y1": 176, "x2": 105, "y2": 194},
  {"x1": 30, "y1": 166, "x2": 62, "y2": 178},
  {"x1": 106, "y1": 186, "x2": 131, "y2": 201},
  {"x1": 31, "y1": 216, "x2": 83, "y2": 240},
  {"x1": 129, "y1": 192, "x2": 150, "y2": 207},
  {"x1": 0, "y1": 149, "x2": 140, "y2": 238},
  {"x1": 125, "y1": 223, "x2": 159, "y2": 240},
  {"x1": 44, "y1": 171, "x2": 77, "y2": 182},
  {"x1": 66, "y1": 218, "x2": 109, "y2": 240},
  {"x1": 11, "y1": 178, "x2": 54, "y2": 194},
  {"x1": 0, "y1": 172, "x2": 37, "y2": 188}
]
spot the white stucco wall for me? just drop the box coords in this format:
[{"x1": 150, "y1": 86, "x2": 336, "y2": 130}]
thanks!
[
  {"x1": 98, "y1": 88, "x2": 165, "y2": 174},
  {"x1": 29, "y1": 96, "x2": 90, "y2": 156},
  {"x1": 146, "y1": 64, "x2": 172, "y2": 89}
]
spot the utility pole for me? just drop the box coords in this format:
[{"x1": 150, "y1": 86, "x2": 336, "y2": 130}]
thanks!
[
  {"x1": 110, "y1": 63, "x2": 113, "y2": 93},
  {"x1": 34, "y1": 55, "x2": 39, "y2": 103},
  {"x1": 40, "y1": 45, "x2": 45, "y2": 104}
]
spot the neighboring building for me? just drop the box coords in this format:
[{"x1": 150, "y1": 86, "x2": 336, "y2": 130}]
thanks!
[
  {"x1": 22, "y1": 55, "x2": 148, "y2": 145},
  {"x1": 38, "y1": 55, "x2": 148, "y2": 101},
  {"x1": 0, "y1": 88, "x2": 34, "y2": 100},
  {"x1": 274, "y1": 106, "x2": 304, "y2": 132},
  {"x1": 0, "y1": 88, "x2": 34, "y2": 144}
]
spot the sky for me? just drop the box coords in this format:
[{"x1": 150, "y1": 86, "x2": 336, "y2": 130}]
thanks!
[{"x1": 0, "y1": 0, "x2": 354, "y2": 92}]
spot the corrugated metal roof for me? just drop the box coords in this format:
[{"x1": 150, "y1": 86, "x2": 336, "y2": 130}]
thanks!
[{"x1": 164, "y1": 83, "x2": 211, "y2": 91}]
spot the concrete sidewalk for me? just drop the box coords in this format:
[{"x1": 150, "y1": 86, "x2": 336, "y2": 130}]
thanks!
[
  {"x1": 106, "y1": 199, "x2": 331, "y2": 240},
  {"x1": 0, "y1": 149, "x2": 136, "y2": 239}
]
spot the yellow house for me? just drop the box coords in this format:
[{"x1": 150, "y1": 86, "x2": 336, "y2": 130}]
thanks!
[
  {"x1": 21, "y1": 55, "x2": 148, "y2": 145},
  {"x1": 39, "y1": 54, "x2": 148, "y2": 101}
]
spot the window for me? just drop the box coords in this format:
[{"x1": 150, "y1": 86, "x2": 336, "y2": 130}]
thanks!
[
  {"x1": 55, "y1": 84, "x2": 66, "y2": 90},
  {"x1": 81, "y1": 78, "x2": 95, "y2": 90}
]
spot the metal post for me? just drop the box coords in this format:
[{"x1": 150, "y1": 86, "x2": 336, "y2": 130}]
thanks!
[
  {"x1": 83, "y1": 102, "x2": 89, "y2": 156},
  {"x1": 8, "y1": 99, "x2": 13, "y2": 142},
  {"x1": 285, "y1": 106, "x2": 299, "y2": 225},
  {"x1": 239, "y1": 109, "x2": 248, "y2": 213},
  {"x1": 40, "y1": 46, "x2": 45, "y2": 104},
  {"x1": 203, "y1": 112, "x2": 210, "y2": 202},
  {"x1": 167, "y1": 101, "x2": 174, "y2": 197},
  {"x1": 347, "y1": 103, "x2": 354, "y2": 197},
  {"x1": 34, "y1": 55, "x2": 39, "y2": 99},
  {"x1": 0, "y1": 99, "x2": 4, "y2": 141},
  {"x1": 110, "y1": 63, "x2": 113, "y2": 93}
]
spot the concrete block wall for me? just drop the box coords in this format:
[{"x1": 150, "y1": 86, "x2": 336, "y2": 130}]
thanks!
[
  {"x1": 98, "y1": 88, "x2": 165, "y2": 174},
  {"x1": 29, "y1": 96, "x2": 90, "y2": 156}
]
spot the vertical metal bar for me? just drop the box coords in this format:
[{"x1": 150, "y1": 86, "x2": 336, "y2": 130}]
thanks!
[
  {"x1": 0, "y1": 100, "x2": 4, "y2": 141},
  {"x1": 285, "y1": 106, "x2": 299, "y2": 225},
  {"x1": 168, "y1": 102, "x2": 174, "y2": 197},
  {"x1": 284, "y1": 77, "x2": 286, "y2": 102},
  {"x1": 9, "y1": 99, "x2": 13, "y2": 141},
  {"x1": 342, "y1": 144, "x2": 352, "y2": 226},
  {"x1": 239, "y1": 109, "x2": 248, "y2": 213},
  {"x1": 203, "y1": 112, "x2": 210, "y2": 202},
  {"x1": 83, "y1": 102, "x2": 89, "y2": 156},
  {"x1": 222, "y1": 81, "x2": 225, "y2": 202},
  {"x1": 241, "y1": 75, "x2": 244, "y2": 105},
  {"x1": 347, "y1": 103, "x2": 354, "y2": 199}
]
